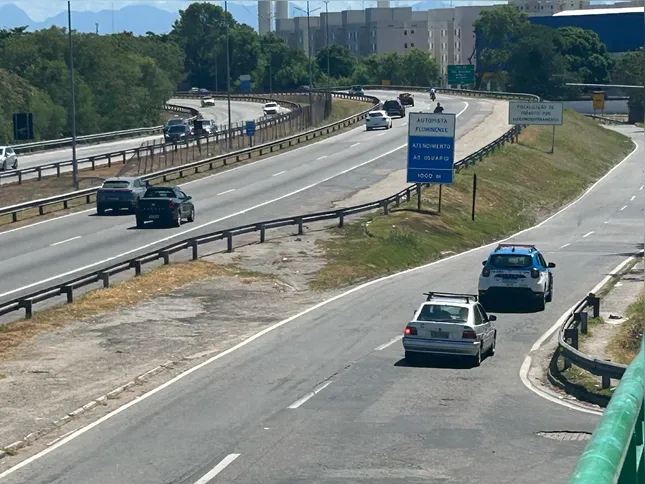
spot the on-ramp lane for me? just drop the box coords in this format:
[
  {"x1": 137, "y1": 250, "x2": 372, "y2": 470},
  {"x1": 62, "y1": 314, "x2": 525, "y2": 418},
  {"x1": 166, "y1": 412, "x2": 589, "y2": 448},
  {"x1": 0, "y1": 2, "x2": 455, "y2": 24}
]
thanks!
[{"x1": 0, "y1": 126, "x2": 640, "y2": 483}]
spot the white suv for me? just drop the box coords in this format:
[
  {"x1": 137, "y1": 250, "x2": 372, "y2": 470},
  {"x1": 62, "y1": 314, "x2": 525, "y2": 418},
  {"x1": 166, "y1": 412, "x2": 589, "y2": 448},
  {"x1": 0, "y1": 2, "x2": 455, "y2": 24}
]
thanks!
[
  {"x1": 478, "y1": 244, "x2": 555, "y2": 311},
  {"x1": 402, "y1": 292, "x2": 497, "y2": 366},
  {"x1": 365, "y1": 110, "x2": 392, "y2": 131},
  {"x1": 0, "y1": 146, "x2": 18, "y2": 171}
]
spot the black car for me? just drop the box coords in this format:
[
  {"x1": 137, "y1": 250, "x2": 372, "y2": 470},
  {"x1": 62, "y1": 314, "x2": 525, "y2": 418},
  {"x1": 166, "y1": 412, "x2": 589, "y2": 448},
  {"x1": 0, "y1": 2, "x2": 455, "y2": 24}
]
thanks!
[
  {"x1": 398, "y1": 93, "x2": 414, "y2": 106},
  {"x1": 164, "y1": 124, "x2": 192, "y2": 143},
  {"x1": 135, "y1": 186, "x2": 195, "y2": 228},
  {"x1": 96, "y1": 177, "x2": 149, "y2": 215},
  {"x1": 163, "y1": 118, "x2": 188, "y2": 138},
  {"x1": 383, "y1": 99, "x2": 406, "y2": 118}
]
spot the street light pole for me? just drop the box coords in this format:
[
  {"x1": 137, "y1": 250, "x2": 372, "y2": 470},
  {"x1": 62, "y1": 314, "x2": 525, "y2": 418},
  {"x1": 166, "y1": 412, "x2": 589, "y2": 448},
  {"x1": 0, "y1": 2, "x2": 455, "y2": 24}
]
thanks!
[
  {"x1": 67, "y1": 1, "x2": 78, "y2": 190},
  {"x1": 294, "y1": 2, "x2": 320, "y2": 126},
  {"x1": 324, "y1": 0, "x2": 330, "y2": 86},
  {"x1": 225, "y1": 0, "x2": 232, "y2": 149}
]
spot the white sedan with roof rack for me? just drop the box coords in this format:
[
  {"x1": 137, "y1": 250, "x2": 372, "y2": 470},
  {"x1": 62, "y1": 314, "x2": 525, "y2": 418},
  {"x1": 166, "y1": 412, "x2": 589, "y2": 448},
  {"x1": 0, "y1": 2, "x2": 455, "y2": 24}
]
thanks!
[
  {"x1": 365, "y1": 110, "x2": 392, "y2": 131},
  {"x1": 402, "y1": 292, "x2": 497, "y2": 366}
]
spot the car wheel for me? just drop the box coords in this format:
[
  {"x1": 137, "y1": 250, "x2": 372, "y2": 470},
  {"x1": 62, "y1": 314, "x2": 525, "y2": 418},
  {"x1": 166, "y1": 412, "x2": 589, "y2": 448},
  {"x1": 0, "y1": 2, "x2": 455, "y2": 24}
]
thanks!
[
  {"x1": 488, "y1": 332, "x2": 496, "y2": 356},
  {"x1": 97, "y1": 206, "x2": 106, "y2": 216},
  {"x1": 471, "y1": 347, "x2": 482, "y2": 367},
  {"x1": 136, "y1": 216, "x2": 145, "y2": 228},
  {"x1": 534, "y1": 294, "x2": 546, "y2": 312},
  {"x1": 12, "y1": 159, "x2": 18, "y2": 169},
  {"x1": 187, "y1": 208, "x2": 195, "y2": 223},
  {"x1": 1, "y1": 160, "x2": 6, "y2": 171},
  {"x1": 404, "y1": 351, "x2": 417, "y2": 365},
  {"x1": 175, "y1": 212, "x2": 182, "y2": 227},
  {"x1": 545, "y1": 281, "x2": 553, "y2": 303},
  {"x1": 366, "y1": 127, "x2": 372, "y2": 131}
]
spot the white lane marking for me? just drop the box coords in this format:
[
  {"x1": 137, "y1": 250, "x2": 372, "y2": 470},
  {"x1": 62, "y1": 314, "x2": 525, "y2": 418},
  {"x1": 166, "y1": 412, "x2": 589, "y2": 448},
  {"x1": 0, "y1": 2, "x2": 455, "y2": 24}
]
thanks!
[
  {"x1": 400, "y1": 122, "x2": 408, "y2": 126},
  {"x1": 194, "y1": 454, "x2": 241, "y2": 484},
  {"x1": 621, "y1": 205, "x2": 628, "y2": 211},
  {"x1": 272, "y1": 170, "x2": 286, "y2": 177},
  {"x1": 630, "y1": 195, "x2": 636, "y2": 201},
  {"x1": 350, "y1": 143, "x2": 360, "y2": 148},
  {"x1": 558, "y1": 243, "x2": 570, "y2": 249},
  {"x1": 287, "y1": 380, "x2": 333, "y2": 409},
  {"x1": 604, "y1": 220, "x2": 609, "y2": 224},
  {"x1": 50, "y1": 236, "x2": 82, "y2": 247},
  {"x1": 0, "y1": 99, "x2": 473, "y2": 297},
  {"x1": 640, "y1": 185, "x2": 643, "y2": 190},
  {"x1": 317, "y1": 155, "x2": 327, "y2": 160},
  {"x1": 376, "y1": 132, "x2": 387, "y2": 136},
  {"x1": 519, "y1": 250, "x2": 642, "y2": 416},
  {"x1": 216, "y1": 189, "x2": 235, "y2": 196},
  {"x1": 375, "y1": 335, "x2": 403, "y2": 351},
  {"x1": 582, "y1": 231, "x2": 594, "y2": 238},
  {"x1": 0, "y1": 137, "x2": 636, "y2": 480}
]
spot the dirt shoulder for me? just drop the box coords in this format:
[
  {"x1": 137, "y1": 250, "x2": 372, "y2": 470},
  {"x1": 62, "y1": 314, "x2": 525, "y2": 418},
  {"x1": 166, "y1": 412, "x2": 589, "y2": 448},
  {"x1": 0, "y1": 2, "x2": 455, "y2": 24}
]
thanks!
[{"x1": 0, "y1": 100, "x2": 624, "y2": 465}]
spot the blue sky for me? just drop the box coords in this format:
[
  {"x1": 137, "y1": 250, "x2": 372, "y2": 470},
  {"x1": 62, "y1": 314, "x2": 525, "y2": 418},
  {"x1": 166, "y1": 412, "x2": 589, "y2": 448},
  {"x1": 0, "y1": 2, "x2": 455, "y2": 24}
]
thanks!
[{"x1": 1, "y1": 0, "x2": 506, "y2": 21}]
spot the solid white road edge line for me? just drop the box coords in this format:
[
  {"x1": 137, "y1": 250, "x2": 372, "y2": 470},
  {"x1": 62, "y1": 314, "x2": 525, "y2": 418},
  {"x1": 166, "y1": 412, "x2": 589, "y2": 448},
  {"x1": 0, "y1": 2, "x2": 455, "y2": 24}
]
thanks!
[
  {"x1": 0, "y1": 133, "x2": 637, "y2": 479},
  {"x1": 583, "y1": 231, "x2": 594, "y2": 237},
  {"x1": 0, "y1": 101, "x2": 470, "y2": 299},
  {"x1": 49, "y1": 236, "x2": 82, "y2": 247},
  {"x1": 518, "y1": 249, "x2": 644, "y2": 417},
  {"x1": 375, "y1": 335, "x2": 403, "y2": 351},
  {"x1": 217, "y1": 189, "x2": 235, "y2": 196},
  {"x1": 288, "y1": 380, "x2": 333, "y2": 409},
  {"x1": 194, "y1": 454, "x2": 241, "y2": 484},
  {"x1": 272, "y1": 170, "x2": 286, "y2": 177},
  {"x1": 350, "y1": 143, "x2": 360, "y2": 148},
  {"x1": 559, "y1": 243, "x2": 570, "y2": 249},
  {"x1": 621, "y1": 205, "x2": 628, "y2": 211},
  {"x1": 0, "y1": 132, "x2": 636, "y2": 480},
  {"x1": 631, "y1": 195, "x2": 636, "y2": 201}
]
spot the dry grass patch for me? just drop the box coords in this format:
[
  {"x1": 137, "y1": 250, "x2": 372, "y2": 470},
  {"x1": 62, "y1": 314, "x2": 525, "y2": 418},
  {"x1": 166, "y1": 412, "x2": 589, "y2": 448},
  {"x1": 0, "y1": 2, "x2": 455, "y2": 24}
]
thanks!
[
  {"x1": 0, "y1": 260, "x2": 271, "y2": 361},
  {"x1": 607, "y1": 291, "x2": 645, "y2": 365},
  {"x1": 312, "y1": 109, "x2": 634, "y2": 290}
]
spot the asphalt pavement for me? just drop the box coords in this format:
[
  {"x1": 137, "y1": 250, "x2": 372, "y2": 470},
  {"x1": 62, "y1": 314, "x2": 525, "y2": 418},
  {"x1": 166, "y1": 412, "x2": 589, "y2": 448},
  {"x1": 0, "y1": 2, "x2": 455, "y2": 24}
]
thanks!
[
  {"x1": 4, "y1": 100, "x2": 265, "y2": 184},
  {"x1": 0, "y1": 126, "x2": 641, "y2": 483},
  {"x1": 0, "y1": 91, "x2": 477, "y2": 299}
]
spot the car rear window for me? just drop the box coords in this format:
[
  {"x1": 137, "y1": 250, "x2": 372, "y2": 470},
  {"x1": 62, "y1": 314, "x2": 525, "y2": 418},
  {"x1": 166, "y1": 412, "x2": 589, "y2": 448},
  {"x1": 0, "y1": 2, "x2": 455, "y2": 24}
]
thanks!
[
  {"x1": 167, "y1": 119, "x2": 184, "y2": 126},
  {"x1": 145, "y1": 188, "x2": 175, "y2": 198},
  {"x1": 417, "y1": 304, "x2": 469, "y2": 322},
  {"x1": 102, "y1": 181, "x2": 130, "y2": 189},
  {"x1": 489, "y1": 254, "x2": 533, "y2": 268},
  {"x1": 369, "y1": 112, "x2": 383, "y2": 118},
  {"x1": 383, "y1": 101, "x2": 399, "y2": 108},
  {"x1": 168, "y1": 125, "x2": 186, "y2": 133}
]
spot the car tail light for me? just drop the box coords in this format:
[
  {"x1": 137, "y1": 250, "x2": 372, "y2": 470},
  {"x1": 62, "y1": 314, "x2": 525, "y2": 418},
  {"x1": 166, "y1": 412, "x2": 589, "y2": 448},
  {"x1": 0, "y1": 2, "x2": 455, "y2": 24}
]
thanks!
[
  {"x1": 404, "y1": 326, "x2": 417, "y2": 336},
  {"x1": 462, "y1": 328, "x2": 477, "y2": 339},
  {"x1": 168, "y1": 201, "x2": 175, "y2": 208},
  {"x1": 482, "y1": 266, "x2": 490, "y2": 277},
  {"x1": 531, "y1": 268, "x2": 540, "y2": 279}
]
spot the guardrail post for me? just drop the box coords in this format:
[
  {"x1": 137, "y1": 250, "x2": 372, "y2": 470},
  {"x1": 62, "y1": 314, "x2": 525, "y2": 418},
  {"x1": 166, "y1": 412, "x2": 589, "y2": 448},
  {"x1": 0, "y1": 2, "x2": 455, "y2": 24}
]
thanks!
[
  {"x1": 564, "y1": 328, "x2": 579, "y2": 350},
  {"x1": 37, "y1": 167, "x2": 42, "y2": 180},
  {"x1": 21, "y1": 299, "x2": 33, "y2": 319},
  {"x1": 226, "y1": 232, "x2": 233, "y2": 253},
  {"x1": 580, "y1": 311, "x2": 588, "y2": 334},
  {"x1": 161, "y1": 251, "x2": 170, "y2": 265},
  {"x1": 382, "y1": 201, "x2": 389, "y2": 215},
  {"x1": 61, "y1": 285, "x2": 73, "y2": 303},
  {"x1": 258, "y1": 224, "x2": 266, "y2": 243},
  {"x1": 131, "y1": 260, "x2": 142, "y2": 276},
  {"x1": 190, "y1": 240, "x2": 198, "y2": 260},
  {"x1": 406, "y1": 188, "x2": 411, "y2": 202},
  {"x1": 588, "y1": 293, "x2": 600, "y2": 318},
  {"x1": 107, "y1": 154, "x2": 112, "y2": 168},
  {"x1": 56, "y1": 164, "x2": 61, "y2": 177},
  {"x1": 602, "y1": 372, "x2": 612, "y2": 390},
  {"x1": 98, "y1": 272, "x2": 109, "y2": 288},
  {"x1": 337, "y1": 210, "x2": 345, "y2": 228},
  {"x1": 296, "y1": 217, "x2": 304, "y2": 235}
]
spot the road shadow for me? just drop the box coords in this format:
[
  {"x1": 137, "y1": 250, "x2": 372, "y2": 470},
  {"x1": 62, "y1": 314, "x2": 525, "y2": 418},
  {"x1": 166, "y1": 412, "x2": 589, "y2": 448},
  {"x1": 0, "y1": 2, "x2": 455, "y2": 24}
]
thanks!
[
  {"x1": 390, "y1": 208, "x2": 440, "y2": 216},
  {"x1": 481, "y1": 301, "x2": 544, "y2": 314},
  {"x1": 89, "y1": 210, "x2": 134, "y2": 218},
  {"x1": 394, "y1": 355, "x2": 479, "y2": 370}
]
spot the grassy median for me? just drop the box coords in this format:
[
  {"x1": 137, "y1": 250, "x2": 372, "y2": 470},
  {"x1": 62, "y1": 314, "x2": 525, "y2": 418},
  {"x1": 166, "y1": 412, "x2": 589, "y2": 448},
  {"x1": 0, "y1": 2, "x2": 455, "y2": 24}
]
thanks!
[{"x1": 311, "y1": 110, "x2": 634, "y2": 290}]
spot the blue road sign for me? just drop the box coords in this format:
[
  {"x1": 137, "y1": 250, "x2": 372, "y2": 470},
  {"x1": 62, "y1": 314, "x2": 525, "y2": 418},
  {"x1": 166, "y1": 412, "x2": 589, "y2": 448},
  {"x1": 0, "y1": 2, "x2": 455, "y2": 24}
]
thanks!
[
  {"x1": 406, "y1": 112, "x2": 456, "y2": 184},
  {"x1": 246, "y1": 120, "x2": 256, "y2": 136}
]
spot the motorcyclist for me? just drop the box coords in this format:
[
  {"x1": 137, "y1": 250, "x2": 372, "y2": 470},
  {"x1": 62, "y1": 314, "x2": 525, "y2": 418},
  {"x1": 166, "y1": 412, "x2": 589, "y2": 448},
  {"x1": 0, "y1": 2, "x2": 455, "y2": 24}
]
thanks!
[
  {"x1": 430, "y1": 87, "x2": 436, "y2": 102},
  {"x1": 433, "y1": 102, "x2": 444, "y2": 114}
]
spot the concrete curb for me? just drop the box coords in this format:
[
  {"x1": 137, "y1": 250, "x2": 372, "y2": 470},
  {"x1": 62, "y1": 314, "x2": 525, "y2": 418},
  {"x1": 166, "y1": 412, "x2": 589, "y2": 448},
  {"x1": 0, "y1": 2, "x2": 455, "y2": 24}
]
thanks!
[{"x1": 0, "y1": 359, "x2": 182, "y2": 460}]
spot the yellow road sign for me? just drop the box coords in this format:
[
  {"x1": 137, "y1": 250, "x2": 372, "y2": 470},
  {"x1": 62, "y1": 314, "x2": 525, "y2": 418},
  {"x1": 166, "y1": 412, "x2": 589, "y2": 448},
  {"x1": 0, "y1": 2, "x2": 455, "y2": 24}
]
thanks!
[{"x1": 592, "y1": 91, "x2": 605, "y2": 111}]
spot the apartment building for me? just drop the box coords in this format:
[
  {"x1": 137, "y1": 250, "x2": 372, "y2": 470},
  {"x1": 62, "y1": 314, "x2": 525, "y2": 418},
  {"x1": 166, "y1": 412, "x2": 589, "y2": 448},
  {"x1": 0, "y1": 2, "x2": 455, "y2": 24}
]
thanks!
[
  {"x1": 275, "y1": 5, "x2": 491, "y2": 83},
  {"x1": 509, "y1": 0, "x2": 591, "y2": 16}
]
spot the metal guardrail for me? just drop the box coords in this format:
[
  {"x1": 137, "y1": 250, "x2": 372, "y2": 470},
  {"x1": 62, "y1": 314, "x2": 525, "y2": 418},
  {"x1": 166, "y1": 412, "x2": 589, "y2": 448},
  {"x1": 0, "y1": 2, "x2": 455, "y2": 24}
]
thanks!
[
  {"x1": 0, "y1": 92, "x2": 377, "y2": 224},
  {"x1": 0, "y1": 122, "x2": 523, "y2": 319},
  {"x1": 568, "y1": 344, "x2": 644, "y2": 483},
  {"x1": 1, "y1": 94, "x2": 302, "y2": 185},
  {"x1": 585, "y1": 114, "x2": 632, "y2": 125}
]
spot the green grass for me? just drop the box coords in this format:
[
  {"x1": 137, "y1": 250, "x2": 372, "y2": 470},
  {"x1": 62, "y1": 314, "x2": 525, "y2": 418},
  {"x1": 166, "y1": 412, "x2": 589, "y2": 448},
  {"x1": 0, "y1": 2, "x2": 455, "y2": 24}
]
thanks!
[
  {"x1": 607, "y1": 291, "x2": 644, "y2": 365},
  {"x1": 311, "y1": 109, "x2": 634, "y2": 290}
]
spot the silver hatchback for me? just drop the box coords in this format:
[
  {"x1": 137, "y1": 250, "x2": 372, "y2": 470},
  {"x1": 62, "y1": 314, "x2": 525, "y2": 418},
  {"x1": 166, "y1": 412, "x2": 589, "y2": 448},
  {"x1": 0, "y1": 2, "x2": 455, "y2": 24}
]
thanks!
[
  {"x1": 0, "y1": 146, "x2": 18, "y2": 171},
  {"x1": 402, "y1": 292, "x2": 497, "y2": 366}
]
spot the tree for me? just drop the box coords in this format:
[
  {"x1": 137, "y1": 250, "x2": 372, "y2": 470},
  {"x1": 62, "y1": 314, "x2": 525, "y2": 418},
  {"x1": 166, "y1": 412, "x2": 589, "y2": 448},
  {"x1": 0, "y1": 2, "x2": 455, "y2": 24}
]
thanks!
[
  {"x1": 556, "y1": 27, "x2": 613, "y2": 85},
  {"x1": 474, "y1": 5, "x2": 528, "y2": 71},
  {"x1": 613, "y1": 49, "x2": 644, "y2": 122},
  {"x1": 315, "y1": 44, "x2": 356, "y2": 79},
  {"x1": 401, "y1": 49, "x2": 439, "y2": 86}
]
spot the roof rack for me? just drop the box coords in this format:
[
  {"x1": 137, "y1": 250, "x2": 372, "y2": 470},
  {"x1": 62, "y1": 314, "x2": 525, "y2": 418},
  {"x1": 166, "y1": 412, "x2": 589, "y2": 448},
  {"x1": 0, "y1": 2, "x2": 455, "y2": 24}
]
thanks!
[
  {"x1": 424, "y1": 292, "x2": 478, "y2": 303},
  {"x1": 495, "y1": 243, "x2": 536, "y2": 252}
]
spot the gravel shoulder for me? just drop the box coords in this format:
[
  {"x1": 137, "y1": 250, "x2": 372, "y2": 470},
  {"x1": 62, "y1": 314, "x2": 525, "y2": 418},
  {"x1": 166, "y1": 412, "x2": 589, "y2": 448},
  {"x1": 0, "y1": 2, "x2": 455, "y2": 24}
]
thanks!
[{"x1": 0, "y1": 99, "x2": 513, "y2": 463}]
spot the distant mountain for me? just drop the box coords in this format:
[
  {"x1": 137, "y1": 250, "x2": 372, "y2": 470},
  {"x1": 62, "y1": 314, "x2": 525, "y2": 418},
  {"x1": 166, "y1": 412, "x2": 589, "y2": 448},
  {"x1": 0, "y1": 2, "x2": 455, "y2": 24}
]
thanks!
[{"x1": 0, "y1": 3, "x2": 259, "y2": 35}]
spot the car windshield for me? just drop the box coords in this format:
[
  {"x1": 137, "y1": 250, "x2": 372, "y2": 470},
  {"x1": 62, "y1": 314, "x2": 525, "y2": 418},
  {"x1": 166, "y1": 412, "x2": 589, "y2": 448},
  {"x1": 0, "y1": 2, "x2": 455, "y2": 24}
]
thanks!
[
  {"x1": 417, "y1": 304, "x2": 469, "y2": 323},
  {"x1": 144, "y1": 188, "x2": 175, "y2": 198},
  {"x1": 167, "y1": 119, "x2": 184, "y2": 127},
  {"x1": 383, "y1": 101, "x2": 399, "y2": 108},
  {"x1": 202, "y1": 120, "x2": 214, "y2": 126},
  {"x1": 369, "y1": 112, "x2": 383, "y2": 118},
  {"x1": 102, "y1": 180, "x2": 130, "y2": 189},
  {"x1": 265, "y1": 103, "x2": 277, "y2": 108},
  {"x1": 168, "y1": 125, "x2": 186, "y2": 133},
  {"x1": 489, "y1": 254, "x2": 533, "y2": 268}
]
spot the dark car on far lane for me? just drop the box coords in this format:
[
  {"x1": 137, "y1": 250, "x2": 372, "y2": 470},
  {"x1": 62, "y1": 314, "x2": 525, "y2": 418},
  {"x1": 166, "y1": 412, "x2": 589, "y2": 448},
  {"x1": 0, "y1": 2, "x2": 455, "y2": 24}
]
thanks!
[
  {"x1": 383, "y1": 99, "x2": 406, "y2": 118},
  {"x1": 96, "y1": 177, "x2": 149, "y2": 215},
  {"x1": 135, "y1": 186, "x2": 195, "y2": 228},
  {"x1": 398, "y1": 93, "x2": 414, "y2": 106}
]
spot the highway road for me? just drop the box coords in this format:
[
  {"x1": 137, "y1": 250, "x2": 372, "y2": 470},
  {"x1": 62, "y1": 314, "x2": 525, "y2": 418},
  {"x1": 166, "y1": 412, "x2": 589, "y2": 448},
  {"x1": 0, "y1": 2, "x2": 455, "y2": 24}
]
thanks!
[
  {"x1": 0, "y1": 126, "x2": 641, "y2": 483},
  {"x1": 2, "y1": 100, "x2": 265, "y2": 184},
  {"x1": 0, "y1": 91, "x2": 479, "y2": 300}
]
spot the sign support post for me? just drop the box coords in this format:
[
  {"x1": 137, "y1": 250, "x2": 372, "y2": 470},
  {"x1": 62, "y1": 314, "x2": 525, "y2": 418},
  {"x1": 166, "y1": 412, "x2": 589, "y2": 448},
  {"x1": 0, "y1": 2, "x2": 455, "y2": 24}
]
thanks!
[
  {"x1": 551, "y1": 125, "x2": 556, "y2": 154},
  {"x1": 406, "y1": 111, "x2": 456, "y2": 213},
  {"x1": 438, "y1": 184, "x2": 442, "y2": 213}
]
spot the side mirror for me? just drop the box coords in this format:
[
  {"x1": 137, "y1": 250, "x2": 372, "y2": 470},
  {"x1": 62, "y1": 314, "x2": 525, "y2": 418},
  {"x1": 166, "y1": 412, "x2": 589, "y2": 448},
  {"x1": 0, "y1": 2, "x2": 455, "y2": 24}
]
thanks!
[
  {"x1": 488, "y1": 315, "x2": 497, "y2": 322},
  {"x1": 548, "y1": 262, "x2": 556, "y2": 268},
  {"x1": 482, "y1": 260, "x2": 487, "y2": 266}
]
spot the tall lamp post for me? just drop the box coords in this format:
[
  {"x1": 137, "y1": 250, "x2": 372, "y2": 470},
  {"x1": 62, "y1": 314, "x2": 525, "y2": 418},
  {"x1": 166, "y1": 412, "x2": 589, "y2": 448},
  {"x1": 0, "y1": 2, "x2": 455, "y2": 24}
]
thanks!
[
  {"x1": 225, "y1": 0, "x2": 232, "y2": 149},
  {"x1": 67, "y1": 1, "x2": 78, "y2": 190},
  {"x1": 323, "y1": 0, "x2": 330, "y2": 87},
  {"x1": 293, "y1": 1, "x2": 320, "y2": 126}
]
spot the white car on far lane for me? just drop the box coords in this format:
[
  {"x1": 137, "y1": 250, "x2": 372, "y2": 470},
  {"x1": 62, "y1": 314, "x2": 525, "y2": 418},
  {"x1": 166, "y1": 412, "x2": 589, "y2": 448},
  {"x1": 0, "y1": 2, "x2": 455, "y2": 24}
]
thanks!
[
  {"x1": 263, "y1": 102, "x2": 280, "y2": 116},
  {"x1": 0, "y1": 146, "x2": 18, "y2": 171},
  {"x1": 201, "y1": 97, "x2": 215, "y2": 107},
  {"x1": 365, "y1": 110, "x2": 392, "y2": 131}
]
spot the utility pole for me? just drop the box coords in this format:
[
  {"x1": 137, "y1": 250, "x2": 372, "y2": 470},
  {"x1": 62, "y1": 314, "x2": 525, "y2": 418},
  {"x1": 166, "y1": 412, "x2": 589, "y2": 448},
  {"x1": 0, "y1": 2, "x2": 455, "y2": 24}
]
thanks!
[
  {"x1": 294, "y1": 1, "x2": 320, "y2": 126},
  {"x1": 324, "y1": 0, "x2": 330, "y2": 86},
  {"x1": 95, "y1": 23, "x2": 99, "y2": 35},
  {"x1": 68, "y1": 1, "x2": 78, "y2": 190},
  {"x1": 225, "y1": 0, "x2": 232, "y2": 148}
]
